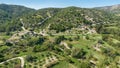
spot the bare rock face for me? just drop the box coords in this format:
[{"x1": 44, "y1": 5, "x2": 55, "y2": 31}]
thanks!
[
  {"x1": 111, "y1": 4, "x2": 120, "y2": 10},
  {"x1": 95, "y1": 4, "x2": 120, "y2": 13}
]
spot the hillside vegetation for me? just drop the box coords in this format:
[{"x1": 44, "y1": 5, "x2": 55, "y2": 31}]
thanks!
[{"x1": 0, "y1": 4, "x2": 120, "y2": 68}]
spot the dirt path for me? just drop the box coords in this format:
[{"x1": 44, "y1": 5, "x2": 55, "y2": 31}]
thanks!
[
  {"x1": 0, "y1": 56, "x2": 25, "y2": 68},
  {"x1": 38, "y1": 17, "x2": 50, "y2": 25},
  {"x1": 60, "y1": 42, "x2": 70, "y2": 49},
  {"x1": 18, "y1": 57, "x2": 25, "y2": 68},
  {"x1": 93, "y1": 43, "x2": 102, "y2": 52}
]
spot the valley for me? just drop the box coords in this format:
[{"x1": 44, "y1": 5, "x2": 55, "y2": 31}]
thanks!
[{"x1": 0, "y1": 4, "x2": 120, "y2": 68}]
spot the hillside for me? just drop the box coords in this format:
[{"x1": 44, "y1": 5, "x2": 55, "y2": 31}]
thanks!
[
  {"x1": 0, "y1": 4, "x2": 35, "y2": 32},
  {"x1": 95, "y1": 4, "x2": 120, "y2": 14},
  {"x1": 0, "y1": 4, "x2": 35, "y2": 23},
  {"x1": 0, "y1": 4, "x2": 120, "y2": 68},
  {"x1": 18, "y1": 6, "x2": 113, "y2": 33},
  {"x1": 0, "y1": 4, "x2": 114, "y2": 33},
  {"x1": 42, "y1": 7, "x2": 112, "y2": 32}
]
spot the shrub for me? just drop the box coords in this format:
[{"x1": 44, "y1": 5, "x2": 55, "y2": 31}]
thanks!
[
  {"x1": 55, "y1": 35, "x2": 66, "y2": 44},
  {"x1": 26, "y1": 55, "x2": 37, "y2": 62}
]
